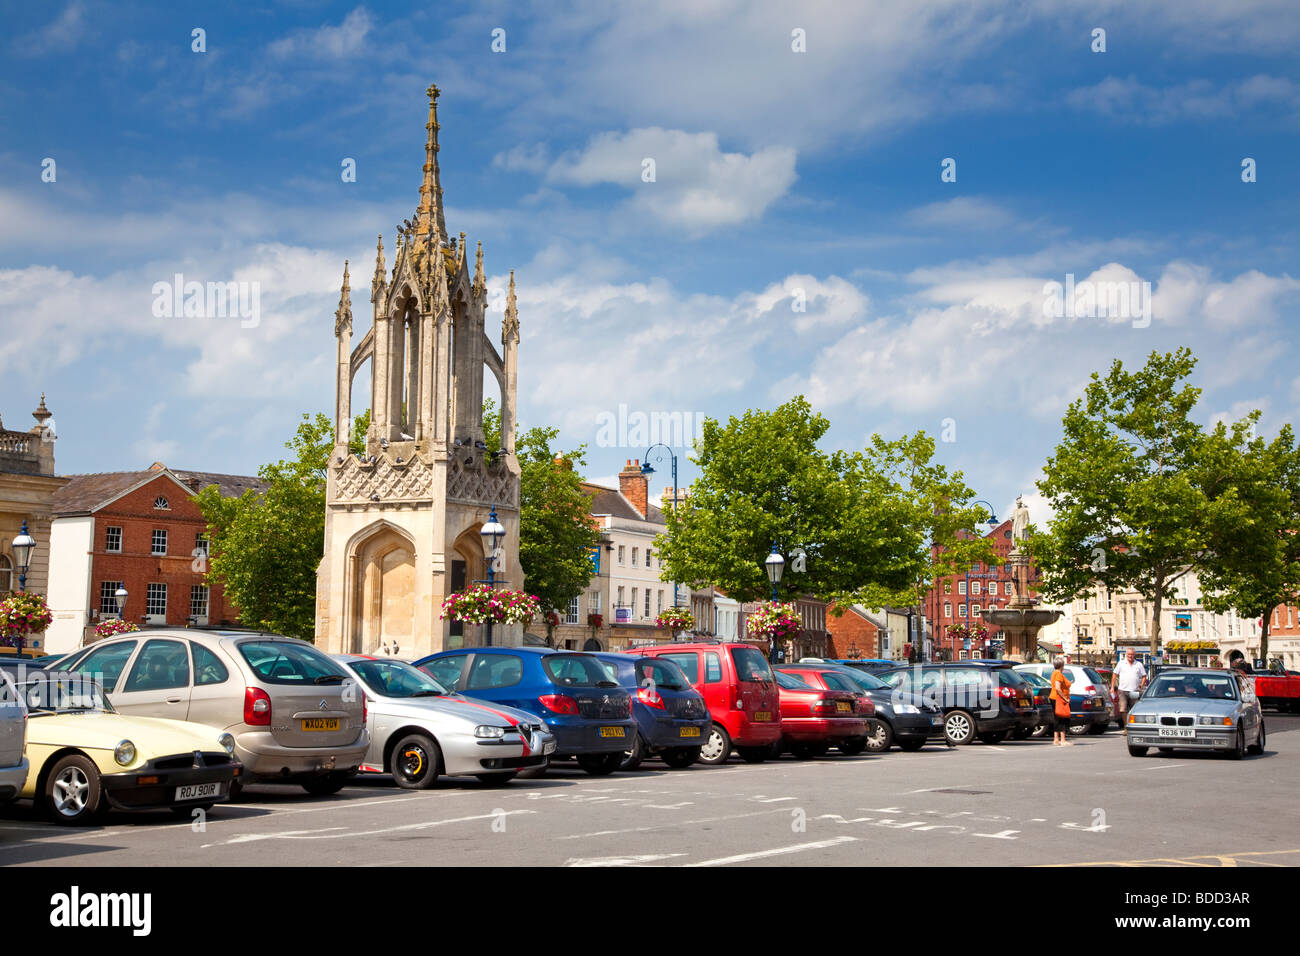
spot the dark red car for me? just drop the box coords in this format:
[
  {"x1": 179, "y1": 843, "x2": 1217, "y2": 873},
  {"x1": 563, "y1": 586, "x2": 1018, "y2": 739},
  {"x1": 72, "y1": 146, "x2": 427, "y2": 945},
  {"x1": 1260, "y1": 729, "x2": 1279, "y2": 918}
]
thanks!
[
  {"x1": 771, "y1": 670, "x2": 868, "y2": 758},
  {"x1": 776, "y1": 664, "x2": 878, "y2": 754}
]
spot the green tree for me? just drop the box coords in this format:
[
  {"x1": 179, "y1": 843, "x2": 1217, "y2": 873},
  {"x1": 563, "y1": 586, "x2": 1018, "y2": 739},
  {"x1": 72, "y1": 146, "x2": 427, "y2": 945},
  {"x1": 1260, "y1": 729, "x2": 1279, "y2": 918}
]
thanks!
[
  {"x1": 515, "y1": 426, "x2": 601, "y2": 645},
  {"x1": 852, "y1": 432, "x2": 999, "y2": 650},
  {"x1": 195, "y1": 411, "x2": 367, "y2": 640},
  {"x1": 1031, "y1": 348, "x2": 1254, "y2": 656},
  {"x1": 655, "y1": 397, "x2": 917, "y2": 605},
  {"x1": 1198, "y1": 423, "x2": 1300, "y2": 663}
]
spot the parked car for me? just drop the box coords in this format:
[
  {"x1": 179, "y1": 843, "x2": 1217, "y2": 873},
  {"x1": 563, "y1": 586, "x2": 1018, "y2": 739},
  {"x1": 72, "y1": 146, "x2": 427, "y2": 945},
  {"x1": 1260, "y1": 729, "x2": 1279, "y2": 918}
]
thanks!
[
  {"x1": 1233, "y1": 661, "x2": 1300, "y2": 713},
  {"x1": 1014, "y1": 663, "x2": 1111, "y2": 734},
  {"x1": 631, "y1": 641, "x2": 782, "y2": 765},
  {"x1": 792, "y1": 663, "x2": 945, "y2": 751},
  {"x1": 0, "y1": 670, "x2": 29, "y2": 804},
  {"x1": 413, "y1": 648, "x2": 635, "y2": 775},
  {"x1": 1093, "y1": 667, "x2": 1121, "y2": 726},
  {"x1": 799, "y1": 657, "x2": 898, "y2": 676},
  {"x1": 590, "y1": 653, "x2": 711, "y2": 769},
  {"x1": 770, "y1": 670, "x2": 868, "y2": 758},
  {"x1": 878, "y1": 662, "x2": 1038, "y2": 745},
  {"x1": 1126, "y1": 667, "x2": 1265, "y2": 759},
  {"x1": 331, "y1": 655, "x2": 554, "y2": 787},
  {"x1": 53, "y1": 630, "x2": 368, "y2": 796},
  {"x1": 776, "y1": 664, "x2": 879, "y2": 753},
  {"x1": 15, "y1": 672, "x2": 241, "y2": 824},
  {"x1": 1015, "y1": 670, "x2": 1055, "y2": 737}
]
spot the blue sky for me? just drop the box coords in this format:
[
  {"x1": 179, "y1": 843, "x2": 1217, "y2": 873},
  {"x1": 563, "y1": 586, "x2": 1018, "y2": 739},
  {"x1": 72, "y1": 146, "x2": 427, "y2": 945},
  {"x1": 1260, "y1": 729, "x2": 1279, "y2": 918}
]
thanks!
[{"x1": 1, "y1": 0, "x2": 1298, "y2": 525}]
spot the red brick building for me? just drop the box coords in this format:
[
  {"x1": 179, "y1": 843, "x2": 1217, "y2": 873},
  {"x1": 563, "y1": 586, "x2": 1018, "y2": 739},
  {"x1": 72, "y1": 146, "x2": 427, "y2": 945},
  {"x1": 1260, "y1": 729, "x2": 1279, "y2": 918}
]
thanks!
[
  {"x1": 45, "y1": 464, "x2": 264, "y2": 654},
  {"x1": 923, "y1": 519, "x2": 1034, "y2": 659},
  {"x1": 825, "y1": 605, "x2": 885, "y2": 659}
]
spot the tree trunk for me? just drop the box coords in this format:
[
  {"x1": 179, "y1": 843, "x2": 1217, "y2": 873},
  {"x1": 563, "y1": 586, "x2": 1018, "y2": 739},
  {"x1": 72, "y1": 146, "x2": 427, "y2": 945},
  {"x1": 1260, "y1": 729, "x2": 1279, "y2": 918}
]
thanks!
[
  {"x1": 1149, "y1": 588, "x2": 1163, "y2": 659},
  {"x1": 1260, "y1": 607, "x2": 1272, "y2": 664}
]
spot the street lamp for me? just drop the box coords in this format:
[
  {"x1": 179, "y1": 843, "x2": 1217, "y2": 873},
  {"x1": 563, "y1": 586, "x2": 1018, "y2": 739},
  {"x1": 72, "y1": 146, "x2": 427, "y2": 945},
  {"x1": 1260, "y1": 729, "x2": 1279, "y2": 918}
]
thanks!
[
  {"x1": 479, "y1": 506, "x2": 505, "y2": 647},
  {"x1": 764, "y1": 542, "x2": 785, "y2": 663},
  {"x1": 11, "y1": 520, "x2": 34, "y2": 592},
  {"x1": 640, "y1": 444, "x2": 679, "y2": 608},
  {"x1": 115, "y1": 586, "x2": 128, "y2": 622},
  {"x1": 960, "y1": 500, "x2": 999, "y2": 659}
]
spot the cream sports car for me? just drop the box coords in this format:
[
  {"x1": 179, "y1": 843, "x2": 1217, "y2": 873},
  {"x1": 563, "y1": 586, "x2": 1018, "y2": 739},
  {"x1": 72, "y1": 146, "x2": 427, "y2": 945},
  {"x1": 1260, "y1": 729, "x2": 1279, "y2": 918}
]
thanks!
[{"x1": 16, "y1": 672, "x2": 243, "y2": 825}]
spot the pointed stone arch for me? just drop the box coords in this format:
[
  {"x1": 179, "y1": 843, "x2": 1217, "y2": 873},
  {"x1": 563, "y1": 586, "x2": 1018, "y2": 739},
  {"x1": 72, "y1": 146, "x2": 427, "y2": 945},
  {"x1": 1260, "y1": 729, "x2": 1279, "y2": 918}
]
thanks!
[{"x1": 345, "y1": 520, "x2": 417, "y2": 655}]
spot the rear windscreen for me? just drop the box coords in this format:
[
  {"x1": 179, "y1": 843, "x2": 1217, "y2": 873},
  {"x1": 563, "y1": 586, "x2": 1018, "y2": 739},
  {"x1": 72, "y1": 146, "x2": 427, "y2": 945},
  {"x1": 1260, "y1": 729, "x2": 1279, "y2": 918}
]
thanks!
[
  {"x1": 660, "y1": 653, "x2": 699, "y2": 683},
  {"x1": 238, "y1": 641, "x2": 347, "y2": 685},
  {"x1": 542, "y1": 654, "x2": 613, "y2": 687},
  {"x1": 730, "y1": 645, "x2": 772, "y2": 682}
]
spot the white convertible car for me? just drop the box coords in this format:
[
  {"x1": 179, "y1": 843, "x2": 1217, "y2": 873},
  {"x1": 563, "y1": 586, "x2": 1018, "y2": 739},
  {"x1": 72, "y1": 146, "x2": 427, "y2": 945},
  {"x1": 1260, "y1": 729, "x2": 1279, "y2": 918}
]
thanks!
[{"x1": 333, "y1": 655, "x2": 555, "y2": 787}]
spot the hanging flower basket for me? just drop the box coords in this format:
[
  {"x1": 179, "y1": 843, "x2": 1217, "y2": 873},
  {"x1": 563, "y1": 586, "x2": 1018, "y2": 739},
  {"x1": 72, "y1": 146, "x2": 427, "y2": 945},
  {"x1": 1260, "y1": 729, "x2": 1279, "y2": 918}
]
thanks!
[
  {"x1": 94, "y1": 619, "x2": 140, "y2": 640},
  {"x1": 441, "y1": 585, "x2": 540, "y2": 627},
  {"x1": 656, "y1": 607, "x2": 695, "y2": 632},
  {"x1": 947, "y1": 622, "x2": 989, "y2": 645},
  {"x1": 0, "y1": 592, "x2": 53, "y2": 646},
  {"x1": 587, "y1": 612, "x2": 603, "y2": 628},
  {"x1": 746, "y1": 601, "x2": 801, "y2": 641},
  {"x1": 545, "y1": 610, "x2": 560, "y2": 628}
]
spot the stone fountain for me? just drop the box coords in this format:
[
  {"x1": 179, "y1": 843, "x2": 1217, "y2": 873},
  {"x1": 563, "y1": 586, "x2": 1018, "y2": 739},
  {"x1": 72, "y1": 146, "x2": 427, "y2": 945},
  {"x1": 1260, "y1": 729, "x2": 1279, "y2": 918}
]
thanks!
[{"x1": 982, "y1": 496, "x2": 1061, "y2": 662}]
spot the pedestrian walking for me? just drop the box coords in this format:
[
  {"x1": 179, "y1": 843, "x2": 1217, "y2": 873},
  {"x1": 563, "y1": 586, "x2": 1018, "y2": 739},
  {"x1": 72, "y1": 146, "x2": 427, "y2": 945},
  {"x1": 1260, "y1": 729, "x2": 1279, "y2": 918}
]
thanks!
[
  {"x1": 1050, "y1": 656, "x2": 1073, "y2": 746},
  {"x1": 1111, "y1": 648, "x2": 1148, "y2": 736}
]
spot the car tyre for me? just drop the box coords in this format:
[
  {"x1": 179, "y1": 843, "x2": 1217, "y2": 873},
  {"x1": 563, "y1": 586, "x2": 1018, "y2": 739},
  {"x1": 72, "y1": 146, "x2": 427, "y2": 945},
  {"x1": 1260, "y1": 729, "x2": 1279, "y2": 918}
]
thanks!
[
  {"x1": 227, "y1": 779, "x2": 246, "y2": 801},
  {"x1": 576, "y1": 752, "x2": 623, "y2": 775},
  {"x1": 864, "y1": 720, "x2": 893, "y2": 753},
  {"x1": 474, "y1": 772, "x2": 518, "y2": 786},
  {"x1": 661, "y1": 747, "x2": 700, "y2": 768},
  {"x1": 1088, "y1": 723, "x2": 1107, "y2": 735},
  {"x1": 1068, "y1": 721, "x2": 1090, "y2": 737},
  {"x1": 698, "y1": 723, "x2": 732, "y2": 765},
  {"x1": 301, "y1": 770, "x2": 354, "y2": 796},
  {"x1": 391, "y1": 733, "x2": 442, "y2": 790},
  {"x1": 1127, "y1": 744, "x2": 1149, "y2": 757},
  {"x1": 1227, "y1": 726, "x2": 1245, "y2": 760},
  {"x1": 620, "y1": 732, "x2": 648, "y2": 772},
  {"x1": 737, "y1": 746, "x2": 770, "y2": 763},
  {"x1": 944, "y1": 710, "x2": 976, "y2": 745},
  {"x1": 1248, "y1": 722, "x2": 1265, "y2": 756},
  {"x1": 43, "y1": 754, "x2": 102, "y2": 826},
  {"x1": 839, "y1": 736, "x2": 867, "y2": 756},
  {"x1": 789, "y1": 743, "x2": 819, "y2": 760},
  {"x1": 897, "y1": 737, "x2": 927, "y2": 752}
]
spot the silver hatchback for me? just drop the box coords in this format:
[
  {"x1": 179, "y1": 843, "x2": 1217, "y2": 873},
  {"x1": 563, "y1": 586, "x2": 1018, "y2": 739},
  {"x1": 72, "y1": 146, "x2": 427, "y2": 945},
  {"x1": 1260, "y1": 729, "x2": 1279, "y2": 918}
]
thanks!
[{"x1": 52, "y1": 630, "x2": 368, "y2": 795}]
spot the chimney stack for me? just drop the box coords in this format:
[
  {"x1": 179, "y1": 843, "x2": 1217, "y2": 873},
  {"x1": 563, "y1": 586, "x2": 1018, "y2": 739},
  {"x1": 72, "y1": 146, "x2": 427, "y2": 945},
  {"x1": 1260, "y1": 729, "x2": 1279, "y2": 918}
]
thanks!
[{"x1": 619, "y1": 459, "x2": 648, "y2": 518}]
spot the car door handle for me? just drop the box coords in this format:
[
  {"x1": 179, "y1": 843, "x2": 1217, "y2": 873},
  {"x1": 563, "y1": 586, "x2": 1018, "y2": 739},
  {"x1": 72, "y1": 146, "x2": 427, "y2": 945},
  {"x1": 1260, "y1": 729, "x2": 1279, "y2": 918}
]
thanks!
[{"x1": 166, "y1": 696, "x2": 183, "y2": 704}]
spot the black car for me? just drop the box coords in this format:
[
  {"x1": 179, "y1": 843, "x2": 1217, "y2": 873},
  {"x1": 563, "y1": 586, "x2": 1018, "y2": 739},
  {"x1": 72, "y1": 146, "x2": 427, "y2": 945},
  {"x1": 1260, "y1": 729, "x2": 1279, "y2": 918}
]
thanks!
[
  {"x1": 877, "y1": 662, "x2": 1038, "y2": 745},
  {"x1": 780, "y1": 663, "x2": 945, "y2": 752}
]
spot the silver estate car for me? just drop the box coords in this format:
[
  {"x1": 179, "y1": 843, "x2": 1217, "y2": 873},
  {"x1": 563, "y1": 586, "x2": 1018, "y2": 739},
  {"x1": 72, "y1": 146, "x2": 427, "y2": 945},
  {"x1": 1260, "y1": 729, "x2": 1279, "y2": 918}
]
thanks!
[
  {"x1": 0, "y1": 670, "x2": 29, "y2": 804},
  {"x1": 1126, "y1": 667, "x2": 1265, "y2": 759},
  {"x1": 52, "y1": 630, "x2": 368, "y2": 795},
  {"x1": 334, "y1": 655, "x2": 556, "y2": 788}
]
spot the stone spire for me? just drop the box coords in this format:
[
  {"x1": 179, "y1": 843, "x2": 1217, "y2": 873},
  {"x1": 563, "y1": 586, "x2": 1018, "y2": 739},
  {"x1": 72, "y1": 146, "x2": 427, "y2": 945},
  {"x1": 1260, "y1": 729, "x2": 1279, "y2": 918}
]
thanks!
[
  {"x1": 473, "y1": 240, "x2": 486, "y2": 295},
  {"x1": 32, "y1": 393, "x2": 52, "y2": 425},
  {"x1": 432, "y1": 232, "x2": 449, "y2": 313},
  {"x1": 415, "y1": 83, "x2": 446, "y2": 244},
  {"x1": 503, "y1": 270, "x2": 519, "y2": 342},
  {"x1": 334, "y1": 260, "x2": 352, "y2": 336},
  {"x1": 371, "y1": 234, "x2": 386, "y2": 302}
]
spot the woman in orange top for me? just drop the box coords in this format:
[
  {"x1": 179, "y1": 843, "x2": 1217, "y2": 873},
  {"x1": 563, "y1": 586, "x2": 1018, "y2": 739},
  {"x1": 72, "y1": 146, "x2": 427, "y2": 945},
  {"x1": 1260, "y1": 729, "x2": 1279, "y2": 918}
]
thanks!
[{"x1": 1050, "y1": 657, "x2": 1073, "y2": 747}]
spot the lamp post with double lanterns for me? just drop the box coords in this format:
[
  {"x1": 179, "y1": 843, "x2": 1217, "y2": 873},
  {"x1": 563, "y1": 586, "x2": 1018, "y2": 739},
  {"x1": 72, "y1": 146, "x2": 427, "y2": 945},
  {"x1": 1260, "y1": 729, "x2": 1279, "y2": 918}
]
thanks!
[
  {"x1": 640, "y1": 445, "x2": 679, "y2": 609},
  {"x1": 764, "y1": 543, "x2": 785, "y2": 663},
  {"x1": 479, "y1": 506, "x2": 505, "y2": 647}
]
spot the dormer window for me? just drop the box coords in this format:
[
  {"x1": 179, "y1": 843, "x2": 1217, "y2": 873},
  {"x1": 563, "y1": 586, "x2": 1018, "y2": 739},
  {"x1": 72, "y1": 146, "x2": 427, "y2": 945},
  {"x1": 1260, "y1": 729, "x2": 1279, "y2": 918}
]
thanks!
[{"x1": 154, "y1": 496, "x2": 170, "y2": 510}]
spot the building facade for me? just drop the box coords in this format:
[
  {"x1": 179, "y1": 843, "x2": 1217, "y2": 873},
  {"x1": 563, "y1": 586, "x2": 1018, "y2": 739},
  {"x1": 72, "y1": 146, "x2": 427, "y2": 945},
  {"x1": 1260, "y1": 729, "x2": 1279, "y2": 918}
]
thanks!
[
  {"x1": 45, "y1": 465, "x2": 261, "y2": 654},
  {"x1": 0, "y1": 397, "x2": 65, "y2": 618},
  {"x1": 922, "y1": 519, "x2": 1024, "y2": 658},
  {"x1": 316, "y1": 85, "x2": 523, "y2": 658}
]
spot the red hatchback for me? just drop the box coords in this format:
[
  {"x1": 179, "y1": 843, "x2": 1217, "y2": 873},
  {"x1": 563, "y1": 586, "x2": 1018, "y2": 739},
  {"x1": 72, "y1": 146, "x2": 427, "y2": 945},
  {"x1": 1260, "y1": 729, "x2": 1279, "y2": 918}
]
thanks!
[
  {"x1": 776, "y1": 665, "x2": 877, "y2": 754},
  {"x1": 771, "y1": 670, "x2": 869, "y2": 758},
  {"x1": 633, "y1": 642, "x2": 782, "y2": 765}
]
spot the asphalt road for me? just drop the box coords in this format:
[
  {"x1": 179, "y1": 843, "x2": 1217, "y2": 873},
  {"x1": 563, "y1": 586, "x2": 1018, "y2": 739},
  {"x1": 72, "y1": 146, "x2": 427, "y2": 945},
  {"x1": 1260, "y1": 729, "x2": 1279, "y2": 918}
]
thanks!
[{"x1": 3, "y1": 714, "x2": 1297, "y2": 867}]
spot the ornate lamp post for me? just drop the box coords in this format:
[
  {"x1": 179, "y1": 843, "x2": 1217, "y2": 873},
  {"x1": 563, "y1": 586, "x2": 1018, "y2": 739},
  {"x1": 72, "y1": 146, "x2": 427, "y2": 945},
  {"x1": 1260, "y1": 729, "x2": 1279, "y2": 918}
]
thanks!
[
  {"x1": 115, "y1": 585, "x2": 128, "y2": 622},
  {"x1": 764, "y1": 542, "x2": 785, "y2": 662},
  {"x1": 479, "y1": 506, "x2": 505, "y2": 647},
  {"x1": 11, "y1": 520, "x2": 34, "y2": 593},
  {"x1": 640, "y1": 445, "x2": 679, "y2": 608}
]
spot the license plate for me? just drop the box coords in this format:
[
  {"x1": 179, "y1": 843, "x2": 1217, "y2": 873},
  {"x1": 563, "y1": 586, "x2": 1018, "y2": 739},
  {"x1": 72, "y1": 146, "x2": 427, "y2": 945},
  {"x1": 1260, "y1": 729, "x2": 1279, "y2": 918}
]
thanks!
[
  {"x1": 175, "y1": 782, "x2": 221, "y2": 801},
  {"x1": 679, "y1": 726, "x2": 701, "y2": 738},
  {"x1": 542, "y1": 740, "x2": 557, "y2": 755},
  {"x1": 836, "y1": 701, "x2": 852, "y2": 713},
  {"x1": 1159, "y1": 727, "x2": 1195, "y2": 737},
  {"x1": 931, "y1": 716, "x2": 943, "y2": 725},
  {"x1": 599, "y1": 726, "x2": 625, "y2": 738},
  {"x1": 753, "y1": 711, "x2": 772, "y2": 722},
  {"x1": 301, "y1": 718, "x2": 340, "y2": 732}
]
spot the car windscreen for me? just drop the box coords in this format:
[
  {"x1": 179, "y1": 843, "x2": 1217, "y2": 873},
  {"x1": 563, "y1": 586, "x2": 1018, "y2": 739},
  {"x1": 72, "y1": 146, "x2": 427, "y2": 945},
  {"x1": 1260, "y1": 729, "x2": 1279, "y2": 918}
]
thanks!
[
  {"x1": 775, "y1": 670, "x2": 809, "y2": 689},
  {"x1": 1148, "y1": 674, "x2": 1237, "y2": 700},
  {"x1": 730, "y1": 645, "x2": 773, "y2": 682},
  {"x1": 633, "y1": 658, "x2": 687, "y2": 691},
  {"x1": 543, "y1": 654, "x2": 618, "y2": 687},
  {"x1": 997, "y1": 669, "x2": 1029, "y2": 687},
  {"x1": 1019, "y1": 671, "x2": 1049, "y2": 688},
  {"x1": 831, "y1": 668, "x2": 889, "y2": 691},
  {"x1": 15, "y1": 674, "x2": 112, "y2": 714},
  {"x1": 239, "y1": 641, "x2": 349, "y2": 685},
  {"x1": 349, "y1": 660, "x2": 447, "y2": 697}
]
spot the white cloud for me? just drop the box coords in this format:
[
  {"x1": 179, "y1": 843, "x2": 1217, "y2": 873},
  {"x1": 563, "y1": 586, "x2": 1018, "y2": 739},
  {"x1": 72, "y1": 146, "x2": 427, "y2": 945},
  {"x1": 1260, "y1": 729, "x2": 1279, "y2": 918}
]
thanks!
[
  {"x1": 905, "y1": 197, "x2": 1020, "y2": 231},
  {"x1": 547, "y1": 128, "x2": 797, "y2": 232},
  {"x1": 1066, "y1": 74, "x2": 1300, "y2": 123},
  {"x1": 16, "y1": 2, "x2": 86, "y2": 56},
  {"x1": 268, "y1": 6, "x2": 374, "y2": 59},
  {"x1": 492, "y1": 143, "x2": 551, "y2": 174}
]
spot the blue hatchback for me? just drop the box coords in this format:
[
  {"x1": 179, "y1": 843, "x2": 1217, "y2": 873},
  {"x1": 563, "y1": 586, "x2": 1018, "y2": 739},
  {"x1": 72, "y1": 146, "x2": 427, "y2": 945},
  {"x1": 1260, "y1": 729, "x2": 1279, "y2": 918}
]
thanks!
[
  {"x1": 414, "y1": 648, "x2": 637, "y2": 776},
  {"x1": 590, "y1": 653, "x2": 712, "y2": 770}
]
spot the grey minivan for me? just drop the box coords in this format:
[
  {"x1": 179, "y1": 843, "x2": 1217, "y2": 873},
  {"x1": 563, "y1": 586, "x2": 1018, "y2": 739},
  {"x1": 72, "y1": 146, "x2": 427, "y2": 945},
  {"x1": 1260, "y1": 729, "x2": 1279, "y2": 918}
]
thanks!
[
  {"x1": 52, "y1": 630, "x2": 367, "y2": 795},
  {"x1": 0, "y1": 670, "x2": 28, "y2": 803}
]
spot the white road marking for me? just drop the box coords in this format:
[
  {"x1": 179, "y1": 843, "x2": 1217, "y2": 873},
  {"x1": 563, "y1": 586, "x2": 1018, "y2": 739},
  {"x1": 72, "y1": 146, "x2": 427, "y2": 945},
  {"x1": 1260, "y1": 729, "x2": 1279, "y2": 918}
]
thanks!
[
  {"x1": 750, "y1": 795, "x2": 797, "y2": 803},
  {"x1": 564, "y1": 853, "x2": 687, "y2": 867},
  {"x1": 203, "y1": 809, "x2": 536, "y2": 846},
  {"x1": 556, "y1": 808, "x2": 788, "y2": 840},
  {"x1": 684, "y1": 836, "x2": 857, "y2": 867}
]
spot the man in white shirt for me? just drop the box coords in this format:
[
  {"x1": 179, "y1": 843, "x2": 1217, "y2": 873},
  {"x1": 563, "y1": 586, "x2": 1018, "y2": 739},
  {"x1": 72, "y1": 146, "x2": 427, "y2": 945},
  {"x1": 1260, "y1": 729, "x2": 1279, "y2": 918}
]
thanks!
[{"x1": 1112, "y1": 648, "x2": 1148, "y2": 734}]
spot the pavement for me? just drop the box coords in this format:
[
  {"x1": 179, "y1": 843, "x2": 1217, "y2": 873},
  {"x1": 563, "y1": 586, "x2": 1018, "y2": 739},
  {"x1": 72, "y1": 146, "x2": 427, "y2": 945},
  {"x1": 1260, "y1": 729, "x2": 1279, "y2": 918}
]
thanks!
[{"x1": 2, "y1": 713, "x2": 1297, "y2": 867}]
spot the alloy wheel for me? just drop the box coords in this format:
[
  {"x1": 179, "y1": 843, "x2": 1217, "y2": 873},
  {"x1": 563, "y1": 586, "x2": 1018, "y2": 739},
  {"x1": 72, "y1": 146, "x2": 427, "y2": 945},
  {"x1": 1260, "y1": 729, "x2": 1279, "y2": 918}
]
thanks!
[{"x1": 53, "y1": 766, "x2": 91, "y2": 817}]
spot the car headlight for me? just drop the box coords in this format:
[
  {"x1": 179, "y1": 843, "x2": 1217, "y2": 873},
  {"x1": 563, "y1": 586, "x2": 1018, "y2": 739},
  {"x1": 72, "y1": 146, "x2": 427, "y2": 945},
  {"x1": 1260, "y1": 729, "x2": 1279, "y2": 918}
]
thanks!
[
  {"x1": 1198, "y1": 716, "x2": 1232, "y2": 726},
  {"x1": 218, "y1": 732, "x2": 236, "y2": 754},
  {"x1": 895, "y1": 704, "x2": 920, "y2": 714},
  {"x1": 474, "y1": 725, "x2": 506, "y2": 739},
  {"x1": 114, "y1": 740, "x2": 136, "y2": 766}
]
